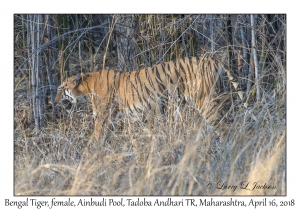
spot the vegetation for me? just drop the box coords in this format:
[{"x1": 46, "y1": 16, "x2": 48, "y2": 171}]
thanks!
[{"x1": 14, "y1": 14, "x2": 286, "y2": 195}]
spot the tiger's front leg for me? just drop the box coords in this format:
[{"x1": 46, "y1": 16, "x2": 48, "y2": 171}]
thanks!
[
  {"x1": 92, "y1": 102, "x2": 118, "y2": 146},
  {"x1": 92, "y1": 109, "x2": 110, "y2": 146}
]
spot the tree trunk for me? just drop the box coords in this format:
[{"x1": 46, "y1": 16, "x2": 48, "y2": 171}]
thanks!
[
  {"x1": 27, "y1": 14, "x2": 50, "y2": 130},
  {"x1": 208, "y1": 14, "x2": 215, "y2": 54},
  {"x1": 28, "y1": 15, "x2": 40, "y2": 130},
  {"x1": 239, "y1": 15, "x2": 251, "y2": 98},
  {"x1": 56, "y1": 15, "x2": 69, "y2": 81},
  {"x1": 250, "y1": 14, "x2": 261, "y2": 101},
  {"x1": 36, "y1": 15, "x2": 45, "y2": 128},
  {"x1": 115, "y1": 15, "x2": 137, "y2": 72},
  {"x1": 44, "y1": 14, "x2": 58, "y2": 114},
  {"x1": 226, "y1": 15, "x2": 234, "y2": 71}
]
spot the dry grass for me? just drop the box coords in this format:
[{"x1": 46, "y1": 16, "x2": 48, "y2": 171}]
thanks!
[{"x1": 14, "y1": 69, "x2": 286, "y2": 196}]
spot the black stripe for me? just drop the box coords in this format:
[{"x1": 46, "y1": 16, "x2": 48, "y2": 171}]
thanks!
[
  {"x1": 155, "y1": 65, "x2": 164, "y2": 84},
  {"x1": 106, "y1": 70, "x2": 110, "y2": 93},
  {"x1": 141, "y1": 86, "x2": 153, "y2": 110},
  {"x1": 179, "y1": 60, "x2": 188, "y2": 85},
  {"x1": 179, "y1": 60, "x2": 186, "y2": 75},
  {"x1": 166, "y1": 62, "x2": 174, "y2": 84},
  {"x1": 145, "y1": 68, "x2": 155, "y2": 89},
  {"x1": 156, "y1": 77, "x2": 166, "y2": 94},
  {"x1": 113, "y1": 70, "x2": 118, "y2": 88},
  {"x1": 132, "y1": 104, "x2": 140, "y2": 113},
  {"x1": 161, "y1": 63, "x2": 167, "y2": 75},
  {"x1": 155, "y1": 65, "x2": 167, "y2": 93},
  {"x1": 123, "y1": 74, "x2": 127, "y2": 103},
  {"x1": 128, "y1": 73, "x2": 137, "y2": 103},
  {"x1": 187, "y1": 57, "x2": 195, "y2": 79},
  {"x1": 136, "y1": 70, "x2": 145, "y2": 95},
  {"x1": 125, "y1": 73, "x2": 130, "y2": 94},
  {"x1": 144, "y1": 85, "x2": 156, "y2": 103},
  {"x1": 133, "y1": 72, "x2": 144, "y2": 104},
  {"x1": 173, "y1": 60, "x2": 180, "y2": 80}
]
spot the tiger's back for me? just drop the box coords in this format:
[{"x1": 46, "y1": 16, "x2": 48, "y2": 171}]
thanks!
[{"x1": 116, "y1": 56, "x2": 220, "y2": 111}]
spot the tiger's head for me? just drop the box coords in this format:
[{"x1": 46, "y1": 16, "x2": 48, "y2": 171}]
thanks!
[{"x1": 55, "y1": 73, "x2": 85, "y2": 105}]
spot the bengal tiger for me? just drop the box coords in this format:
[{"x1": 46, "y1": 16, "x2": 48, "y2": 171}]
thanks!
[{"x1": 55, "y1": 54, "x2": 244, "y2": 142}]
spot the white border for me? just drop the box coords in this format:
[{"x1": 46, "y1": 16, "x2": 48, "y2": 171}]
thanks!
[{"x1": 3, "y1": 0, "x2": 298, "y2": 209}]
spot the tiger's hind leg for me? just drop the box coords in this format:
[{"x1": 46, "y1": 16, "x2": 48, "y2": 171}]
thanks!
[
  {"x1": 205, "y1": 92, "x2": 244, "y2": 143},
  {"x1": 180, "y1": 90, "x2": 228, "y2": 145}
]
